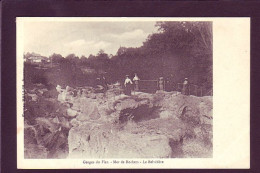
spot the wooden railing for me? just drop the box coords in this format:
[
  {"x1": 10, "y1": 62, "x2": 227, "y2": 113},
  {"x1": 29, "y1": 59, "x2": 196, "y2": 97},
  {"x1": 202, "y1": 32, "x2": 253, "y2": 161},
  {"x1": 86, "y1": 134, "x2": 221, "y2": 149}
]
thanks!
[
  {"x1": 122, "y1": 78, "x2": 212, "y2": 96},
  {"x1": 177, "y1": 83, "x2": 212, "y2": 97},
  {"x1": 138, "y1": 80, "x2": 158, "y2": 93}
]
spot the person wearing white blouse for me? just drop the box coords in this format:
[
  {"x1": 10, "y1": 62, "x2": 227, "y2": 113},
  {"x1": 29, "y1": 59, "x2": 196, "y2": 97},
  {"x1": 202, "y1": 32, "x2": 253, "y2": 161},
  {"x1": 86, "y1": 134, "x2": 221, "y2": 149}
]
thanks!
[
  {"x1": 133, "y1": 73, "x2": 140, "y2": 91},
  {"x1": 124, "y1": 75, "x2": 133, "y2": 96}
]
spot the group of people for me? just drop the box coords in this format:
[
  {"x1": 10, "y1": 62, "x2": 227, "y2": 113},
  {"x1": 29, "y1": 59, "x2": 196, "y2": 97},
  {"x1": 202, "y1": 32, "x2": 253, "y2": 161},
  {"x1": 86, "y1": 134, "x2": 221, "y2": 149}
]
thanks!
[
  {"x1": 98, "y1": 72, "x2": 189, "y2": 96},
  {"x1": 124, "y1": 73, "x2": 140, "y2": 96},
  {"x1": 124, "y1": 74, "x2": 190, "y2": 96}
]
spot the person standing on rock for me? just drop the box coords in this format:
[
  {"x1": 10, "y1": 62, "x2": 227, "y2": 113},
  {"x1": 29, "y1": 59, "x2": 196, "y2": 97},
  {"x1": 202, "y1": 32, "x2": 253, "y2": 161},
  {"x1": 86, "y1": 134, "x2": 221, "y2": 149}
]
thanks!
[
  {"x1": 124, "y1": 75, "x2": 133, "y2": 96},
  {"x1": 133, "y1": 73, "x2": 140, "y2": 91},
  {"x1": 182, "y1": 78, "x2": 189, "y2": 95}
]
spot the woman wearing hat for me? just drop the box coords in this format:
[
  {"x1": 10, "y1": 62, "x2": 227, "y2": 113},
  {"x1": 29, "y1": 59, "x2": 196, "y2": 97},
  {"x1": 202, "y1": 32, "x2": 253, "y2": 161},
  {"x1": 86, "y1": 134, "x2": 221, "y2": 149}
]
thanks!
[{"x1": 124, "y1": 75, "x2": 133, "y2": 96}]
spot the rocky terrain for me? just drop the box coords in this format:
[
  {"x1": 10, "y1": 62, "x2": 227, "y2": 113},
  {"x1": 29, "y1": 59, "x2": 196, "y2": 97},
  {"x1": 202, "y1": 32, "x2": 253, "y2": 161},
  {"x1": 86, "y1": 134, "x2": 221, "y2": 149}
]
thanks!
[{"x1": 24, "y1": 83, "x2": 212, "y2": 159}]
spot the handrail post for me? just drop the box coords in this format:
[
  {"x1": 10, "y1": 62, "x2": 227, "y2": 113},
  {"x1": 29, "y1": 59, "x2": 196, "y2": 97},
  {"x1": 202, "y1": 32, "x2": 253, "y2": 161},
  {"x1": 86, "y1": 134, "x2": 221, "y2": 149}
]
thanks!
[{"x1": 159, "y1": 77, "x2": 164, "y2": 91}]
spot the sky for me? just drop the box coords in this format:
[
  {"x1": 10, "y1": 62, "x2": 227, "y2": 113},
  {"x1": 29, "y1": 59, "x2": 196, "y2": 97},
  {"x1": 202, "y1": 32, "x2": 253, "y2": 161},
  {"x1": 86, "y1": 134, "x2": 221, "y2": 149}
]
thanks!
[{"x1": 22, "y1": 21, "x2": 158, "y2": 58}]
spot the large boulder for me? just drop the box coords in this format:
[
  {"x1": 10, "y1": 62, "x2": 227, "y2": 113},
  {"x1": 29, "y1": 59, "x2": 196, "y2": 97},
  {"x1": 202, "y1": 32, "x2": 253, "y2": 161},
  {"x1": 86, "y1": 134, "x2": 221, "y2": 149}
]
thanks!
[
  {"x1": 24, "y1": 125, "x2": 48, "y2": 159},
  {"x1": 74, "y1": 98, "x2": 102, "y2": 121},
  {"x1": 89, "y1": 106, "x2": 101, "y2": 120},
  {"x1": 114, "y1": 98, "x2": 139, "y2": 111},
  {"x1": 67, "y1": 108, "x2": 79, "y2": 117},
  {"x1": 43, "y1": 89, "x2": 59, "y2": 99},
  {"x1": 156, "y1": 94, "x2": 212, "y2": 125},
  {"x1": 57, "y1": 87, "x2": 213, "y2": 158},
  {"x1": 159, "y1": 110, "x2": 175, "y2": 119},
  {"x1": 57, "y1": 90, "x2": 75, "y2": 103},
  {"x1": 26, "y1": 93, "x2": 38, "y2": 101},
  {"x1": 56, "y1": 85, "x2": 62, "y2": 93},
  {"x1": 68, "y1": 123, "x2": 172, "y2": 158}
]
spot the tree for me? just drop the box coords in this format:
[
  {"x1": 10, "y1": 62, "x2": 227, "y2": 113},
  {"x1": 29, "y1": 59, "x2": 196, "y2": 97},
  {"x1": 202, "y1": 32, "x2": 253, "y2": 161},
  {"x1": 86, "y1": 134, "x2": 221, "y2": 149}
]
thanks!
[
  {"x1": 116, "y1": 47, "x2": 128, "y2": 56},
  {"x1": 49, "y1": 53, "x2": 64, "y2": 63},
  {"x1": 65, "y1": 54, "x2": 79, "y2": 64},
  {"x1": 88, "y1": 54, "x2": 95, "y2": 60},
  {"x1": 154, "y1": 21, "x2": 212, "y2": 55},
  {"x1": 107, "y1": 21, "x2": 213, "y2": 89},
  {"x1": 97, "y1": 49, "x2": 105, "y2": 55},
  {"x1": 79, "y1": 55, "x2": 88, "y2": 65},
  {"x1": 39, "y1": 21, "x2": 212, "y2": 91},
  {"x1": 92, "y1": 50, "x2": 109, "y2": 72},
  {"x1": 143, "y1": 21, "x2": 213, "y2": 86}
]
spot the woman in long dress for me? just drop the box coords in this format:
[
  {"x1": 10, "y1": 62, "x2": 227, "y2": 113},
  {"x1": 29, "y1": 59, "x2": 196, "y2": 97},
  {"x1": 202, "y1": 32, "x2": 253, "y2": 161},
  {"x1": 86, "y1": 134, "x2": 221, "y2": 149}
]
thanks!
[
  {"x1": 133, "y1": 73, "x2": 140, "y2": 91},
  {"x1": 124, "y1": 75, "x2": 133, "y2": 96}
]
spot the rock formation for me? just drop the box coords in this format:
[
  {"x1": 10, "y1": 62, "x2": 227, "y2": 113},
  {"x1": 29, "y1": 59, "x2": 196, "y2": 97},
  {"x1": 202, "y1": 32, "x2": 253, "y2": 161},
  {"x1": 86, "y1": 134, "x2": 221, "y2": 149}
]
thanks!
[{"x1": 24, "y1": 84, "x2": 213, "y2": 159}]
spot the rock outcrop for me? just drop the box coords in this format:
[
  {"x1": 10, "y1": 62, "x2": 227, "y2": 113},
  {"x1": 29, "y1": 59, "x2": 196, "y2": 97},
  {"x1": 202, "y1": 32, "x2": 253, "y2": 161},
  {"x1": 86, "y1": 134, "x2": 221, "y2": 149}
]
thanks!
[
  {"x1": 68, "y1": 122, "x2": 172, "y2": 158},
  {"x1": 66, "y1": 89, "x2": 213, "y2": 158},
  {"x1": 24, "y1": 83, "x2": 213, "y2": 159}
]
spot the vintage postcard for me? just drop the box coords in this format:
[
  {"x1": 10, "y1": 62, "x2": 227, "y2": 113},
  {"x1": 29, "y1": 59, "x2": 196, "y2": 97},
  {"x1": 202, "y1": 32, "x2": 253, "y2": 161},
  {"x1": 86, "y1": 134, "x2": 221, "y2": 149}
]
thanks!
[{"x1": 16, "y1": 17, "x2": 250, "y2": 169}]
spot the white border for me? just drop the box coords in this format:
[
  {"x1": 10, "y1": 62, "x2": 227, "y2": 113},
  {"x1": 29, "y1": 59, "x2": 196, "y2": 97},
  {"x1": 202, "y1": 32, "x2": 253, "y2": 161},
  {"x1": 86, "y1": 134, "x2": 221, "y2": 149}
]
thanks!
[{"x1": 17, "y1": 17, "x2": 250, "y2": 169}]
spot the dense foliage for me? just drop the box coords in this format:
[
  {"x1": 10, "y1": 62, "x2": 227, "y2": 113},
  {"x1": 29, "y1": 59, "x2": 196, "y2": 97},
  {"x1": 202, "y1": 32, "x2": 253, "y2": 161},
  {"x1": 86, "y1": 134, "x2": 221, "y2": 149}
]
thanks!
[{"x1": 24, "y1": 21, "x2": 212, "y2": 92}]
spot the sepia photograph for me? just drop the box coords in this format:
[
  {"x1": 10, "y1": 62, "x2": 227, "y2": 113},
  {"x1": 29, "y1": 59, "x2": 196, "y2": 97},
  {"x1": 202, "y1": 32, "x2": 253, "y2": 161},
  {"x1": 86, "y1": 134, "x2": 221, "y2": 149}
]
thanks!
[
  {"x1": 21, "y1": 19, "x2": 213, "y2": 159},
  {"x1": 16, "y1": 17, "x2": 249, "y2": 169}
]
